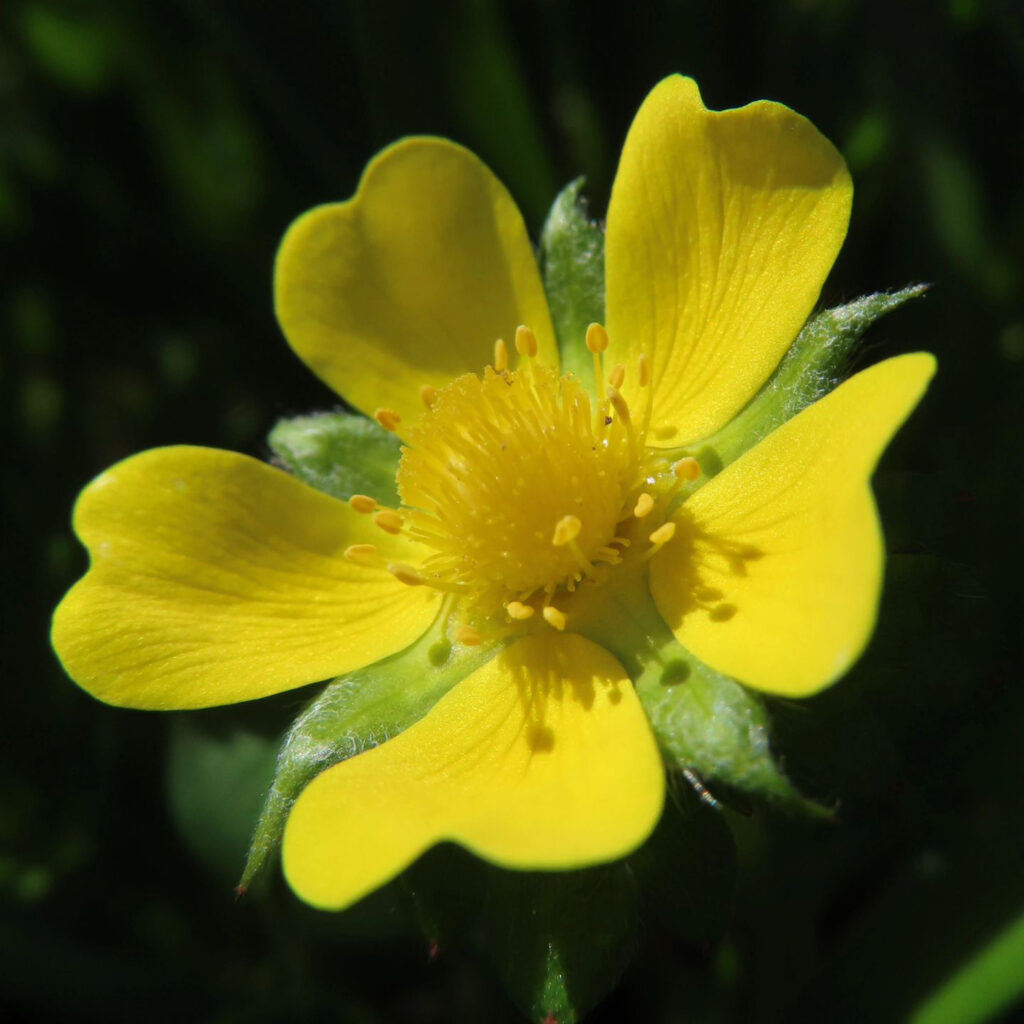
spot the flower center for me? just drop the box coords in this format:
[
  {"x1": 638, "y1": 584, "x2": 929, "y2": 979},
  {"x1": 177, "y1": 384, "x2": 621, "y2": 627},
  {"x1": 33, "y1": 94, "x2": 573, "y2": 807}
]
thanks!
[
  {"x1": 344, "y1": 325, "x2": 701, "y2": 641},
  {"x1": 398, "y1": 360, "x2": 638, "y2": 611}
]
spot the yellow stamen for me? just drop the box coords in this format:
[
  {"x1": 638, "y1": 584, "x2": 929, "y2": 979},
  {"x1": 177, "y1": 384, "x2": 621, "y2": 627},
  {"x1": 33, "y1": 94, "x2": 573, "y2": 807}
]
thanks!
[
  {"x1": 420, "y1": 385, "x2": 438, "y2": 409},
  {"x1": 542, "y1": 605, "x2": 567, "y2": 631},
  {"x1": 551, "y1": 515, "x2": 594, "y2": 575},
  {"x1": 585, "y1": 322, "x2": 609, "y2": 354},
  {"x1": 673, "y1": 457, "x2": 701, "y2": 482},
  {"x1": 515, "y1": 324, "x2": 537, "y2": 359},
  {"x1": 396, "y1": 362, "x2": 640, "y2": 614},
  {"x1": 374, "y1": 509, "x2": 403, "y2": 534},
  {"x1": 649, "y1": 522, "x2": 676, "y2": 547},
  {"x1": 586, "y1": 322, "x2": 608, "y2": 399},
  {"x1": 607, "y1": 387, "x2": 631, "y2": 425},
  {"x1": 374, "y1": 407, "x2": 401, "y2": 432},
  {"x1": 349, "y1": 494, "x2": 377, "y2": 514},
  {"x1": 637, "y1": 353, "x2": 651, "y2": 387},
  {"x1": 387, "y1": 562, "x2": 426, "y2": 586},
  {"x1": 454, "y1": 624, "x2": 482, "y2": 646},
  {"x1": 568, "y1": 540, "x2": 595, "y2": 576},
  {"x1": 494, "y1": 338, "x2": 509, "y2": 372},
  {"x1": 551, "y1": 514, "x2": 582, "y2": 547},
  {"x1": 633, "y1": 492, "x2": 654, "y2": 518},
  {"x1": 344, "y1": 543, "x2": 379, "y2": 565},
  {"x1": 505, "y1": 601, "x2": 535, "y2": 621},
  {"x1": 608, "y1": 363, "x2": 625, "y2": 390}
]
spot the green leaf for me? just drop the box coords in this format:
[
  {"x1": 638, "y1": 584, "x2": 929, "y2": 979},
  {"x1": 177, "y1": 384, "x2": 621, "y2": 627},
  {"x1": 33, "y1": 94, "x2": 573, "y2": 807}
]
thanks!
[
  {"x1": 268, "y1": 410, "x2": 402, "y2": 505},
  {"x1": 445, "y1": 0, "x2": 557, "y2": 226},
  {"x1": 485, "y1": 867, "x2": 638, "y2": 1024},
  {"x1": 21, "y1": 5, "x2": 118, "y2": 94},
  {"x1": 407, "y1": 848, "x2": 638, "y2": 1024},
  {"x1": 700, "y1": 286, "x2": 929, "y2": 469},
  {"x1": 539, "y1": 178, "x2": 605, "y2": 388},
  {"x1": 238, "y1": 624, "x2": 495, "y2": 891},
  {"x1": 627, "y1": 784, "x2": 738, "y2": 944},
  {"x1": 166, "y1": 718, "x2": 278, "y2": 882},
  {"x1": 910, "y1": 909, "x2": 1024, "y2": 1024}
]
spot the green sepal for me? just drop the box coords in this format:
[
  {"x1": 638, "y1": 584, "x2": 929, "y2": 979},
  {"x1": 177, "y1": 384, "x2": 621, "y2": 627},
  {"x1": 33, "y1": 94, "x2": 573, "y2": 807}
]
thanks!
[
  {"x1": 406, "y1": 847, "x2": 639, "y2": 1024},
  {"x1": 539, "y1": 178, "x2": 605, "y2": 388},
  {"x1": 238, "y1": 624, "x2": 496, "y2": 892},
  {"x1": 576, "y1": 577, "x2": 829, "y2": 820},
  {"x1": 696, "y1": 285, "x2": 929, "y2": 470},
  {"x1": 267, "y1": 409, "x2": 402, "y2": 505},
  {"x1": 636, "y1": 637, "x2": 833, "y2": 821}
]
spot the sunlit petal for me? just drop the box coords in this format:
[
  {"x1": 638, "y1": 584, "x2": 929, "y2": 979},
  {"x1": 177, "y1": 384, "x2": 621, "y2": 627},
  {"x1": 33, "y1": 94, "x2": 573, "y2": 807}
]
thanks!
[
  {"x1": 283, "y1": 633, "x2": 664, "y2": 910},
  {"x1": 650, "y1": 354, "x2": 936, "y2": 695},
  {"x1": 52, "y1": 446, "x2": 441, "y2": 709},
  {"x1": 275, "y1": 138, "x2": 556, "y2": 434},
  {"x1": 606, "y1": 75, "x2": 852, "y2": 445}
]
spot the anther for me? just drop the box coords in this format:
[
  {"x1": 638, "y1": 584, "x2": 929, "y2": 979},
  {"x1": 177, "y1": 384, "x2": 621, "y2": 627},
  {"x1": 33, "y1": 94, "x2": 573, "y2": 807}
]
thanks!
[
  {"x1": 607, "y1": 387, "x2": 631, "y2": 424},
  {"x1": 505, "y1": 601, "x2": 535, "y2": 620},
  {"x1": 673, "y1": 457, "x2": 701, "y2": 482},
  {"x1": 515, "y1": 324, "x2": 538, "y2": 359},
  {"x1": 542, "y1": 605, "x2": 567, "y2": 631},
  {"x1": 608, "y1": 364, "x2": 626, "y2": 390},
  {"x1": 637, "y1": 353, "x2": 651, "y2": 387},
  {"x1": 420, "y1": 385, "x2": 438, "y2": 409},
  {"x1": 633, "y1": 492, "x2": 655, "y2": 518},
  {"x1": 374, "y1": 407, "x2": 401, "y2": 432},
  {"x1": 454, "y1": 624, "x2": 482, "y2": 646},
  {"x1": 387, "y1": 562, "x2": 426, "y2": 586},
  {"x1": 494, "y1": 338, "x2": 509, "y2": 372},
  {"x1": 585, "y1": 323, "x2": 609, "y2": 353},
  {"x1": 586, "y1": 322, "x2": 609, "y2": 401},
  {"x1": 349, "y1": 494, "x2": 377, "y2": 514},
  {"x1": 344, "y1": 543, "x2": 379, "y2": 565},
  {"x1": 551, "y1": 514, "x2": 582, "y2": 547},
  {"x1": 649, "y1": 522, "x2": 676, "y2": 546},
  {"x1": 374, "y1": 509, "x2": 403, "y2": 534}
]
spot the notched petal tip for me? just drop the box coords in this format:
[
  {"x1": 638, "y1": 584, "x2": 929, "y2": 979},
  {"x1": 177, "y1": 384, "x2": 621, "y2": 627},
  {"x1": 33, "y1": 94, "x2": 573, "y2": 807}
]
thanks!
[
  {"x1": 282, "y1": 633, "x2": 664, "y2": 911},
  {"x1": 274, "y1": 137, "x2": 556, "y2": 433},
  {"x1": 606, "y1": 73, "x2": 853, "y2": 446},
  {"x1": 52, "y1": 446, "x2": 441, "y2": 710},
  {"x1": 651, "y1": 353, "x2": 935, "y2": 697}
]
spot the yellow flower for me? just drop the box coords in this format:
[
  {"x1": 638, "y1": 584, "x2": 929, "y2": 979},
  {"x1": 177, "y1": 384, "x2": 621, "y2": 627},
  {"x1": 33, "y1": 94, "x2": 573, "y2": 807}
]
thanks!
[{"x1": 51, "y1": 76, "x2": 934, "y2": 912}]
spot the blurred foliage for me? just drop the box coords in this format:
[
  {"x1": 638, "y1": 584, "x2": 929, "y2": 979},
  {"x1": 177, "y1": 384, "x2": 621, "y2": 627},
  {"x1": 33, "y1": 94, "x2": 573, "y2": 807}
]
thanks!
[{"x1": 2, "y1": 0, "x2": 1022, "y2": 1021}]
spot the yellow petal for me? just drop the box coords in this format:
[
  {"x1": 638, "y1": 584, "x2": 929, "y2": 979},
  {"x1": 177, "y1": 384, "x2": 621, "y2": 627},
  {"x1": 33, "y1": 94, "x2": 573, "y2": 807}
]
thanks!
[
  {"x1": 650, "y1": 354, "x2": 936, "y2": 696},
  {"x1": 52, "y1": 446, "x2": 441, "y2": 709},
  {"x1": 275, "y1": 138, "x2": 556, "y2": 433},
  {"x1": 605, "y1": 75, "x2": 852, "y2": 446},
  {"x1": 282, "y1": 633, "x2": 664, "y2": 911}
]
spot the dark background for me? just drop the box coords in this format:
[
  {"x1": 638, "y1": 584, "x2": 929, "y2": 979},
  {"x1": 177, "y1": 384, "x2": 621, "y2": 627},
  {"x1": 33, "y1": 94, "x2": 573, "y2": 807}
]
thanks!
[{"x1": 3, "y1": 1, "x2": 1022, "y2": 1021}]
